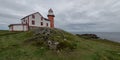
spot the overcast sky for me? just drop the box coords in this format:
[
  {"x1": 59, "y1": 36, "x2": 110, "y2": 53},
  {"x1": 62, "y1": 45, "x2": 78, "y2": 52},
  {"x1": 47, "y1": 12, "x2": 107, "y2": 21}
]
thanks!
[{"x1": 0, "y1": 0, "x2": 120, "y2": 32}]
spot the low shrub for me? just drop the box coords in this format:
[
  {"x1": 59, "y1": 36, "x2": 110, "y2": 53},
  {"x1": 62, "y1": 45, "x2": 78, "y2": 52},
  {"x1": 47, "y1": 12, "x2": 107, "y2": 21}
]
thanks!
[{"x1": 57, "y1": 40, "x2": 77, "y2": 51}]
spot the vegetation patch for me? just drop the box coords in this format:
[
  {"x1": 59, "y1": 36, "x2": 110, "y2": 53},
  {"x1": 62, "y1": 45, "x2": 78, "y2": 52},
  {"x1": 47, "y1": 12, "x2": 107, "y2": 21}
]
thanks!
[{"x1": 0, "y1": 28, "x2": 120, "y2": 60}]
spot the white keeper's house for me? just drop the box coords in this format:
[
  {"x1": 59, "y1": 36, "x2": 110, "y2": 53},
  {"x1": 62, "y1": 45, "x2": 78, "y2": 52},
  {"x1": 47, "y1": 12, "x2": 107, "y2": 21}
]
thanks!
[{"x1": 8, "y1": 9, "x2": 55, "y2": 31}]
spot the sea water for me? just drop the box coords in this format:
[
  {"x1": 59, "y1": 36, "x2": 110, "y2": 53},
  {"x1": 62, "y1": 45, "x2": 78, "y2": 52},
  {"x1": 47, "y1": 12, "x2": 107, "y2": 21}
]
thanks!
[{"x1": 72, "y1": 32, "x2": 120, "y2": 43}]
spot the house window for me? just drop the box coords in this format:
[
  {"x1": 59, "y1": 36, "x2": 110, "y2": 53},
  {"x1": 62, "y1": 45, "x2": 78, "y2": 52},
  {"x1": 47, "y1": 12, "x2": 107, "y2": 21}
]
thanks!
[
  {"x1": 41, "y1": 22, "x2": 43, "y2": 26},
  {"x1": 24, "y1": 20, "x2": 25, "y2": 22},
  {"x1": 26, "y1": 22, "x2": 27, "y2": 24},
  {"x1": 46, "y1": 23, "x2": 48, "y2": 26},
  {"x1": 32, "y1": 14, "x2": 35, "y2": 19},
  {"x1": 41, "y1": 17, "x2": 43, "y2": 20},
  {"x1": 32, "y1": 20, "x2": 35, "y2": 25}
]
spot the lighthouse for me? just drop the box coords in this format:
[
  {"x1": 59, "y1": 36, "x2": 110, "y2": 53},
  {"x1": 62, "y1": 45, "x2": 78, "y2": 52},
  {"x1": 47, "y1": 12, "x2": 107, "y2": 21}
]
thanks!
[{"x1": 47, "y1": 8, "x2": 55, "y2": 28}]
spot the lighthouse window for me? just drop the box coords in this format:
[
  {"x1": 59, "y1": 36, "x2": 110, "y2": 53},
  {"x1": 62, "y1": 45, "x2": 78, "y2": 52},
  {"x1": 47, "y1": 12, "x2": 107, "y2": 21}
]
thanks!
[{"x1": 32, "y1": 20, "x2": 35, "y2": 25}]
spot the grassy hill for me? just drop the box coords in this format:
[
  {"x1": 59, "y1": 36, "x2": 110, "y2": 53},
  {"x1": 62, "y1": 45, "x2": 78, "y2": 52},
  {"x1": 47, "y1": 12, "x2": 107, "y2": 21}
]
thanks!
[{"x1": 0, "y1": 28, "x2": 120, "y2": 60}]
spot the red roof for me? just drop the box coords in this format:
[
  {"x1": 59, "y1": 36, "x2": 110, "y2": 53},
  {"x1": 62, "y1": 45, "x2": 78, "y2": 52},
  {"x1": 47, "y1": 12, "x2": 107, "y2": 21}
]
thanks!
[{"x1": 8, "y1": 24, "x2": 27, "y2": 27}]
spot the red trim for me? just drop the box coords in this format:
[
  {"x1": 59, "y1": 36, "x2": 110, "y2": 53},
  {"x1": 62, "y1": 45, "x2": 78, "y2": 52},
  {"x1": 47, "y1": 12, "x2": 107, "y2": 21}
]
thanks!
[
  {"x1": 47, "y1": 15, "x2": 55, "y2": 17},
  {"x1": 9, "y1": 24, "x2": 27, "y2": 27},
  {"x1": 29, "y1": 26, "x2": 49, "y2": 28},
  {"x1": 12, "y1": 26, "x2": 13, "y2": 31},
  {"x1": 23, "y1": 25, "x2": 24, "y2": 31},
  {"x1": 29, "y1": 26, "x2": 49, "y2": 29},
  {"x1": 29, "y1": 26, "x2": 42, "y2": 27},
  {"x1": 10, "y1": 24, "x2": 26, "y2": 25},
  {"x1": 28, "y1": 16, "x2": 29, "y2": 30}
]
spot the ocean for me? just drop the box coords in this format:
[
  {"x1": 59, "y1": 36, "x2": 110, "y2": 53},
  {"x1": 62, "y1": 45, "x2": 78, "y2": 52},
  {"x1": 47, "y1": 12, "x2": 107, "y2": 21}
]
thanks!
[{"x1": 72, "y1": 32, "x2": 120, "y2": 43}]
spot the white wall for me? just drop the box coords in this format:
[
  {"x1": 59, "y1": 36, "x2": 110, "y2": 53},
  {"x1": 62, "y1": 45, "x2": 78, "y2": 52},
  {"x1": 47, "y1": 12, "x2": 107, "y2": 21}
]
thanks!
[
  {"x1": 23, "y1": 25, "x2": 28, "y2": 31},
  {"x1": 44, "y1": 20, "x2": 50, "y2": 27},
  {"x1": 21, "y1": 13, "x2": 50, "y2": 29},
  {"x1": 9, "y1": 25, "x2": 28, "y2": 31},
  {"x1": 28, "y1": 13, "x2": 50, "y2": 27},
  {"x1": 9, "y1": 26, "x2": 12, "y2": 31},
  {"x1": 21, "y1": 17, "x2": 28, "y2": 24},
  {"x1": 29, "y1": 13, "x2": 40, "y2": 27},
  {"x1": 13, "y1": 25, "x2": 23, "y2": 31}
]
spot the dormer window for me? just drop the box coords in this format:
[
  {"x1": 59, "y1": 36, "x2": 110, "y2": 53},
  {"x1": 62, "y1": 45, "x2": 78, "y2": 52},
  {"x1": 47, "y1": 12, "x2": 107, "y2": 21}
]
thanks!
[{"x1": 32, "y1": 14, "x2": 35, "y2": 19}]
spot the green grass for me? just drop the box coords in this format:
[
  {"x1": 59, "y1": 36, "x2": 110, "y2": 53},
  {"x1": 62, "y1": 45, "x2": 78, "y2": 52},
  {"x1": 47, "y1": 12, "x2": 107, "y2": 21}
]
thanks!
[{"x1": 0, "y1": 30, "x2": 120, "y2": 60}]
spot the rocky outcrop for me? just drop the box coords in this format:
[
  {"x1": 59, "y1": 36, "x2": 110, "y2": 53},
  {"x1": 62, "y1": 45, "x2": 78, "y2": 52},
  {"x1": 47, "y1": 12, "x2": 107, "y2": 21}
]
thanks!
[
  {"x1": 76, "y1": 34, "x2": 100, "y2": 39},
  {"x1": 25, "y1": 27, "x2": 76, "y2": 51}
]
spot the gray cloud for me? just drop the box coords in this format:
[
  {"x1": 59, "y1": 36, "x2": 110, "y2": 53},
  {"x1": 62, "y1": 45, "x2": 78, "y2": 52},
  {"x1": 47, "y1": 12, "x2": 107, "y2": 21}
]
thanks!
[{"x1": 0, "y1": 0, "x2": 120, "y2": 32}]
